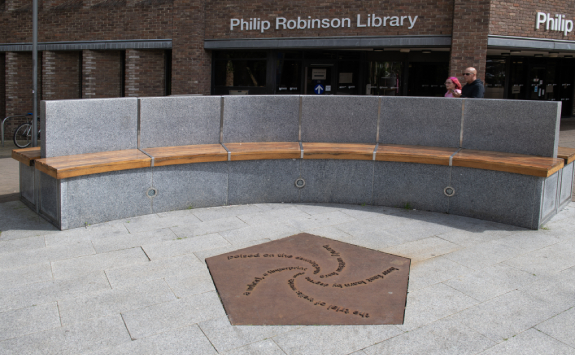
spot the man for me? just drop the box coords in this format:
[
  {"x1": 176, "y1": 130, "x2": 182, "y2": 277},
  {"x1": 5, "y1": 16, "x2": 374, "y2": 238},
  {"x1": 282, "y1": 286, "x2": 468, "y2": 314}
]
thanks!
[{"x1": 452, "y1": 67, "x2": 484, "y2": 98}]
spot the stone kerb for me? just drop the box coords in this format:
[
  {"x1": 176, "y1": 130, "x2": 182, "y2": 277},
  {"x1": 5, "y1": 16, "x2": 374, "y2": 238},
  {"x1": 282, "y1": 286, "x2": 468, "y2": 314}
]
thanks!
[
  {"x1": 139, "y1": 96, "x2": 221, "y2": 148},
  {"x1": 41, "y1": 98, "x2": 138, "y2": 158},
  {"x1": 379, "y1": 97, "x2": 463, "y2": 148},
  {"x1": 461, "y1": 99, "x2": 561, "y2": 157},
  {"x1": 222, "y1": 95, "x2": 300, "y2": 143},
  {"x1": 301, "y1": 96, "x2": 379, "y2": 143}
]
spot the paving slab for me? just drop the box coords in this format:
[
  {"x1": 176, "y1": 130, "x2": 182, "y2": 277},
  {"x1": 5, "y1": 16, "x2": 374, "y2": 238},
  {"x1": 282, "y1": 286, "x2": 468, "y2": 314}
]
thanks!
[
  {"x1": 443, "y1": 239, "x2": 527, "y2": 271},
  {"x1": 0, "y1": 238, "x2": 95, "y2": 270},
  {"x1": 477, "y1": 328, "x2": 575, "y2": 355},
  {"x1": 382, "y1": 236, "x2": 462, "y2": 262},
  {"x1": 142, "y1": 233, "x2": 232, "y2": 260},
  {"x1": 0, "y1": 302, "x2": 61, "y2": 342},
  {"x1": 0, "y1": 315, "x2": 131, "y2": 355},
  {"x1": 398, "y1": 282, "x2": 479, "y2": 331},
  {"x1": 51, "y1": 247, "x2": 150, "y2": 280},
  {"x1": 58, "y1": 279, "x2": 176, "y2": 325},
  {"x1": 85, "y1": 324, "x2": 217, "y2": 355},
  {"x1": 363, "y1": 317, "x2": 495, "y2": 355},
  {"x1": 218, "y1": 223, "x2": 301, "y2": 245},
  {"x1": 0, "y1": 261, "x2": 53, "y2": 288},
  {"x1": 90, "y1": 227, "x2": 178, "y2": 254},
  {"x1": 407, "y1": 255, "x2": 474, "y2": 291},
  {"x1": 170, "y1": 217, "x2": 247, "y2": 239},
  {"x1": 273, "y1": 324, "x2": 402, "y2": 355},
  {"x1": 0, "y1": 271, "x2": 110, "y2": 313},
  {"x1": 503, "y1": 241, "x2": 575, "y2": 277},
  {"x1": 121, "y1": 291, "x2": 226, "y2": 340},
  {"x1": 193, "y1": 238, "x2": 272, "y2": 262},
  {"x1": 105, "y1": 254, "x2": 202, "y2": 286},
  {"x1": 451, "y1": 290, "x2": 562, "y2": 342},
  {"x1": 444, "y1": 263, "x2": 538, "y2": 302},
  {"x1": 0, "y1": 235, "x2": 45, "y2": 255},
  {"x1": 535, "y1": 306, "x2": 575, "y2": 348},
  {"x1": 199, "y1": 316, "x2": 299, "y2": 353},
  {"x1": 222, "y1": 339, "x2": 287, "y2": 355}
]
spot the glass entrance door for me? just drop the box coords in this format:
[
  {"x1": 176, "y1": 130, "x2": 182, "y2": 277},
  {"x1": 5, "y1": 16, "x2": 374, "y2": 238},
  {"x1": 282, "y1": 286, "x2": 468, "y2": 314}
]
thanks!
[
  {"x1": 528, "y1": 65, "x2": 547, "y2": 100},
  {"x1": 305, "y1": 65, "x2": 333, "y2": 95}
]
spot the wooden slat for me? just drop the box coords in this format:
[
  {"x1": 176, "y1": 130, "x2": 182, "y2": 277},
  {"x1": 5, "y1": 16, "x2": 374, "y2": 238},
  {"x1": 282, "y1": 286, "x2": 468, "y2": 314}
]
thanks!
[
  {"x1": 375, "y1": 144, "x2": 457, "y2": 166},
  {"x1": 12, "y1": 147, "x2": 41, "y2": 166},
  {"x1": 302, "y1": 143, "x2": 375, "y2": 160},
  {"x1": 558, "y1": 147, "x2": 575, "y2": 165},
  {"x1": 452, "y1": 149, "x2": 564, "y2": 177},
  {"x1": 227, "y1": 142, "x2": 301, "y2": 161},
  {"x1": 144, "y1": 144, "x2": 228, "y2": 166},
  {"x1": 35, "y1": 149, "x2": 151, "y2": 179}
]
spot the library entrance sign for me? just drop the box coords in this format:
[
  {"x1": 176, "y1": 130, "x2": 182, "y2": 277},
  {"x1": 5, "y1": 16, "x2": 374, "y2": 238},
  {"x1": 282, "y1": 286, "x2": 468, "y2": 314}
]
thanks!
[{"x1": 206, "y1": 233, "x2": 411, "y2": 325}]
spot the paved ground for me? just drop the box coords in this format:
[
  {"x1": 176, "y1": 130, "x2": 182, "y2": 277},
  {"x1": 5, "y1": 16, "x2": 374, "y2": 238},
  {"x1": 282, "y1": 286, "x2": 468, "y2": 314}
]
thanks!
[
  {"x1": 0, "y1": 200, "x2": 574, "y2": 355},
  {"x1": 0, "y1": 122, "x2": 574, "y2": 354}
]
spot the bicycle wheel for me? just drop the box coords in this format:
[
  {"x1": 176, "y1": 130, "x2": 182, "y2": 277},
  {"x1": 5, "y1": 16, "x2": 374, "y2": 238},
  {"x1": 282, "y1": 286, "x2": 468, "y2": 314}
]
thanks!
[{"x1": 13, "y1": 123, "x2": 32, "y2": 148}]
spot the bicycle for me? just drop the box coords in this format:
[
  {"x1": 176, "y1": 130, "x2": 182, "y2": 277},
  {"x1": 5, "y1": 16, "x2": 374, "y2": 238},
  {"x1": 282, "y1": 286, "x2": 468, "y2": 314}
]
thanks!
[{"x1": 13, "y1": 113, "x2": 41, "y2": 148}]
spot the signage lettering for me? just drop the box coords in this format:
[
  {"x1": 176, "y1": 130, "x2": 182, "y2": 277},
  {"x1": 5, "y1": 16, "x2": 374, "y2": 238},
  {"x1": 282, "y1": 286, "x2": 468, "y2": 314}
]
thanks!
[
  {"x1": 536, "y1": 12, "x2": 573, "y2": 36},
  {"x1": 230, "y1": 14, "x2": 419, "y2": 33}
]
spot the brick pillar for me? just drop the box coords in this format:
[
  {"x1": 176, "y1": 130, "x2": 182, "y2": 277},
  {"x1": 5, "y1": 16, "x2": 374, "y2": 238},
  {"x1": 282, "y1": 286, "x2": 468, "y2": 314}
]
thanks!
[
  {"x1": 4, "y1": 52, "x2": 42, "y2": 140},
  {"x1": 82, "y1": 50, "x2": 123, "y2": 99},
  {"x1": 124, "y1": 49, "x2": 166, "y2": 97},
  {"x1": 42, "y1": 51, "x2": 81, "y2": 101},
  {"x1": 172, "y1": 0, "x2": 211, "y2": 95},
  {"x1": 0, "y1": 53, "x2": 5, "y2": 125},
  {"x1": 449, "y1": 0, "x2": 491, "y2": 82}
]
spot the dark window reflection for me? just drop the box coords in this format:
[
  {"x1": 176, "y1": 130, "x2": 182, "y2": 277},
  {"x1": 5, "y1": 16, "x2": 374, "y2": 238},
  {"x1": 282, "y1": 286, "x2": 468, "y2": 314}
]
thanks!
[
  {"x1": 276, "y1": 53, "x2": 301, "y2": 94},
  {"x1": 485, "y1": 57, "x2": 506, "y2": 99},
  {"x1": 214, "y1": 60, "x2": 267, "y2": 87}
]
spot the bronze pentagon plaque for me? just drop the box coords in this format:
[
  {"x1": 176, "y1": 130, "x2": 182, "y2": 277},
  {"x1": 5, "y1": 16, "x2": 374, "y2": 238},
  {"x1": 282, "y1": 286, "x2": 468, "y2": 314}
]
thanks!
[{"x1": 206, "y1": 233, "x2": 410, "y2": 325}]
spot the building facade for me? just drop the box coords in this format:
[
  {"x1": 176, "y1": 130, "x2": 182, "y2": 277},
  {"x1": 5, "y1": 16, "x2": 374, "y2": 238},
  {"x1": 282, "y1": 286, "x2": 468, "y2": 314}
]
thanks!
[{"x1": 1, "y1": 0, "x2": 574, "y2": 138}]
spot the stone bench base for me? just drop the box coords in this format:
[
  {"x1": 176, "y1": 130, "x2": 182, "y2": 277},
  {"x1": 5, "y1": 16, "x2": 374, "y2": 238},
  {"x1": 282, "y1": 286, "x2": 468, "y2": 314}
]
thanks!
[{"x1": 24, "y1": 159, "x2": 573, "y2": 230}]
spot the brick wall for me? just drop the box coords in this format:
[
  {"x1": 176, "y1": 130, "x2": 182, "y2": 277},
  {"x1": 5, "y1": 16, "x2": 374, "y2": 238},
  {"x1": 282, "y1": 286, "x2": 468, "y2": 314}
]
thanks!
[
  {"x1": 4, "y1": 52, "x2": 42, "y2": 140},
  {"x1": 82, "y1": 50, "x2": 122, "y2": 99},
  {"x1": 42, "y1": 51, "x2": 81, "y2": 101},
  {"x1": 125, "y1": 49, "x2": 165, "y2": 97},
  {"x1": 0, "y1": 53, "x2": 5, "y2": 124},
  {"x1": 449, "y1": 0, "x2": 491, "y2": 82},
  {"x1": 490, "y1": 0, "x2": 575, "y2": 40},
  {"x1": 172, "y1": 0, "x2": 211, "y2": 95}
]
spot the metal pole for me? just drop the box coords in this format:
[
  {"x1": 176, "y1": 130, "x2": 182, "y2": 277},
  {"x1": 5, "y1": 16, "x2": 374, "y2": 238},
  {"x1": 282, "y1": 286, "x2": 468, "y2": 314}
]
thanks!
[{"x1": 32, "y1": 0, "x2": 38, "y2": 147}]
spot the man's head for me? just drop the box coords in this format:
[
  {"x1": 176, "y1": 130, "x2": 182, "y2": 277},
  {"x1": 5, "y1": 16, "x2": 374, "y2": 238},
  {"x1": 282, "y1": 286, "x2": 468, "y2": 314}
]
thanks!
[{"x1": 462, "y1": 67, "x2": 477, "y2": 84}]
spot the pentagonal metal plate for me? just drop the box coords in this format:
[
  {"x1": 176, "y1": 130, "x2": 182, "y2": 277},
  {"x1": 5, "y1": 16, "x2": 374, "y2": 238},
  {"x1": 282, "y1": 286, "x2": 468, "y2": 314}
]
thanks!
[{"x1": 206, "y1": 233, "x2": 410, "y2": 325}]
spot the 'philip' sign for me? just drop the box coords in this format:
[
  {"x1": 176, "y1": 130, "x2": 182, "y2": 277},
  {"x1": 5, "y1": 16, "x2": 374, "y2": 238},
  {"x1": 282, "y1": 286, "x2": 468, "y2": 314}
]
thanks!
[
  {"x1": 231, "y1": 14, "x2": 419, "y2": 33},
  {"x1": 536, "y1": 12, "x2": 573, "y2": 36}
]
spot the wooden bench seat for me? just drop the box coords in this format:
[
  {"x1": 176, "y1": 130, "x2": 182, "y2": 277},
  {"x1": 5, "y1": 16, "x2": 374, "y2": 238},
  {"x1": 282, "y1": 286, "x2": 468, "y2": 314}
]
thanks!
[
  {"x1": 452, "y1": 149, "x2": 564, "y2": 178},
  {"x1": 302, "y1": 143, "x2": 375, "y2": 160},
  {"x1": 12, "y1": 147, "x2": 41, "y2": 166},
  {"x1": 35, "y1": 149, "x2": 151, "y2": 179},
  {"x1": 226, "y1": 142, "x2": 301, "y2": 161},
  {"x1": 22, "y1": 144, "x2": 572, "y2": 180},
  {"x1": 144, "y1": 144, "x2": 228, "y2": 166},
  {"x1": 375, "y1": 144, "x2": 457, "y2": 166},
  {"x1": 557, "y1": 147, "x2": 575, "y2": 165}
]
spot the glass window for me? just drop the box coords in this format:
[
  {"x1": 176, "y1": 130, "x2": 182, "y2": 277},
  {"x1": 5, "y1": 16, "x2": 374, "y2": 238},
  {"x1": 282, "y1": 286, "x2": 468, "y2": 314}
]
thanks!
[
  {"x1": 508, "y1": 59, "x2": 525, "y2": 100},
  {"x1": 336, "y1": 61, "x2": 359, "y2": 95},
  {"x1": 276, "y1": 55, "x2": 301, "y2": 94},
  {"x1": 367, "y1": 61, "x2": 403, "y2": 96},
  {"x1": 485, "y1": 57, "x2": 506, "y2": 99},
  {"x1": 214, "y1": 59, "x2": 267, "y2": 87}
]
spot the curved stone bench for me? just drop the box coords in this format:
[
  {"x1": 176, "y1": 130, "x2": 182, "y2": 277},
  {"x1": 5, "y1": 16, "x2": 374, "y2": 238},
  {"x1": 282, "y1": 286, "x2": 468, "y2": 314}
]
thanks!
[{"x1": 14, "y1": 95, "x2": 574, "y2": 230}]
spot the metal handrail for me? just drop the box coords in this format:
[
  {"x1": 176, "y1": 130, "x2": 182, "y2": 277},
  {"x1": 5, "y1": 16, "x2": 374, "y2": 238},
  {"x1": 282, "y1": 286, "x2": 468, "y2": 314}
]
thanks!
[{"x1": 1, "y1": 114, "x2": 33, "y2": 147}]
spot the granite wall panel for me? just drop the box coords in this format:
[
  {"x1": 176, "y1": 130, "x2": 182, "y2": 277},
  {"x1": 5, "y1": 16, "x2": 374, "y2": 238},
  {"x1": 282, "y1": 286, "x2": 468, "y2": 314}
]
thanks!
[
  {"x1": 139, "y1": 96, "x2": 221, "y2": 149},
  {"x1": 379, "y1": 97, "x2": 462, "y2": 148},
  {"x1": 41, "y1": 98, "x2": 138, "y2": 158},
  {"x1": 151, "y1": 162, "x2": 229, "y2": 213},
  {"x1": 301, "y1": 96, "x2": 379, "y2": 144},
  {"x1": 373, "y1": 162, "x2": 450, "y2": 213},
  {"x1": 300, "y1": 160, "x2": 374, "y2": 205},
  {"x1": 461, "y1": 99, "x2": 561, "y2": 157},
  {"x1": 222, "y1": 95, "x2": 299, "y2": 143}
]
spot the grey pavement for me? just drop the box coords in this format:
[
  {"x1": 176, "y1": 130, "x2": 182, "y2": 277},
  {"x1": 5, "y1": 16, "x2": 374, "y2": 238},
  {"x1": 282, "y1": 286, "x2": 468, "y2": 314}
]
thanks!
[{"x1": 1, "y1": 199, "x2": 575, "y2": 355}]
